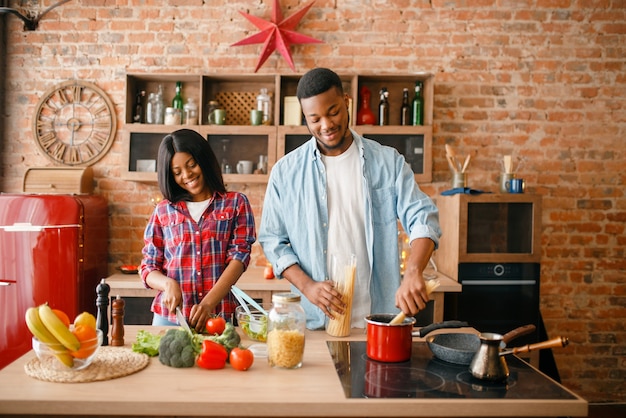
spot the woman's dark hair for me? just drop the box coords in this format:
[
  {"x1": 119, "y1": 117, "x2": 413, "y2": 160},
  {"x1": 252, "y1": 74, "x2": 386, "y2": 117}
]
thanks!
[
  {"x1": 157, "y1": 129, "x2": 225, "y2": 202},
  {"x1": 296, "y1": 67, "x2": 344, "y2": 100}
]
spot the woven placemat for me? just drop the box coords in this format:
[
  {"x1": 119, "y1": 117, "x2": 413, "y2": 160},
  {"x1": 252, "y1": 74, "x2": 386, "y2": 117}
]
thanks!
[{"x1": 24, "y1": 346, "x2": 150, "y2": 383}]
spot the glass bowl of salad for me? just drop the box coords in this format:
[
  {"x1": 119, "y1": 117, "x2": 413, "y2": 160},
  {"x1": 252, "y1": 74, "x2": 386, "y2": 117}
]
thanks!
[{"x1": 235, "y1": 304, "x2": 271, "y2": 342}]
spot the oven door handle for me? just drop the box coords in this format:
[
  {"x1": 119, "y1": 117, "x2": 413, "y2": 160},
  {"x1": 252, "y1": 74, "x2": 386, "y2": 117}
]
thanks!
[{"x1": 461, "y1": 280, "x2": 537, "y2": 286}]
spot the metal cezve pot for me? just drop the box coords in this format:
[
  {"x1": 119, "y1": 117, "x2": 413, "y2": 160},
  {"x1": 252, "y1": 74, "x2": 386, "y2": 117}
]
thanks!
[{"x1": 469, "y1": 333, "x2": 570, "y2": 381}]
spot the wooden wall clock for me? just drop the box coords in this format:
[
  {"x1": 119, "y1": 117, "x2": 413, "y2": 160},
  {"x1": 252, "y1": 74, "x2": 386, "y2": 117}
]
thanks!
[{"x1": 33, "y1": 80, "x2": 117, "y2": 166}]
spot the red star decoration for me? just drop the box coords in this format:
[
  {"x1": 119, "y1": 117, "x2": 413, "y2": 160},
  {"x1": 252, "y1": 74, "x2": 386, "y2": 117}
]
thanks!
[{"x1": 231, "y1": 0, "x2": 323, "y2": 72}]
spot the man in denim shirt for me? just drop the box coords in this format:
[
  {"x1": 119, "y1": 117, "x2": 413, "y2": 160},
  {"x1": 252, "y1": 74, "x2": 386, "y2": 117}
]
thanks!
[{"x1": 259, "y1": 68, "x2": 441, "y2": 330}]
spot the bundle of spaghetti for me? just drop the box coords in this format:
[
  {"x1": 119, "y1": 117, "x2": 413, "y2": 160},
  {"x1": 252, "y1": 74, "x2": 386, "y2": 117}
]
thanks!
[
  {"x1": 326, "y1": 263, "x2": 357, "y2": 337},
  {"x1": 267, "y1": 329, "x2": 305, "y2": 368}
]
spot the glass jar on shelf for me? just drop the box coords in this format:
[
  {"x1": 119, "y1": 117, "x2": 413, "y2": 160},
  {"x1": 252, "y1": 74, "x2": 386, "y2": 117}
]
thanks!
[
  {"x1": 183, "y1": 98, "x2": 198, "y2": 125},
  {"x1": 164, "y1": 107, "x2": 181, "y2": 125},
  {"x1": 207, "y1": 100, "x2": 220, "y2": 125}
]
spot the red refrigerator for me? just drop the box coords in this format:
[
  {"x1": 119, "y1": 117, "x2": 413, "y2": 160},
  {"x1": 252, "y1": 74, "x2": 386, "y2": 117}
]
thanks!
[{"x1": 0, "y1": 194, "x2": 108, "y2": 370}]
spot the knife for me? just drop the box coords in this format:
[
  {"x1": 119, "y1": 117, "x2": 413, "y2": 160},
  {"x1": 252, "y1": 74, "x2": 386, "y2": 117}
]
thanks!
[{"x1": 175, "y1": 306, "x2": 193, "y2": 336}]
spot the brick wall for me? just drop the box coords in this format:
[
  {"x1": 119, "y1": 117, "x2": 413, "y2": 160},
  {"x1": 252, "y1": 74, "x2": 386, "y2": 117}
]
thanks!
[{"x1": 1, "y1": 0, "x2": 624, "y2": 402}]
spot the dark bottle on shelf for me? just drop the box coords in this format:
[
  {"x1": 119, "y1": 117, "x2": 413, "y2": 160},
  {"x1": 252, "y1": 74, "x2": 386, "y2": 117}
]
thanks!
[
  {"x1": 412, "y1": 81, "x2": 424, "y2": 126},
  {"x1": 400, "y1": 88, "x2": 410, "y2": 126},
  {"x1": 378, "y1": 87, "x2": 389, "y2": 126},
  {"x1": 133, "y1": 90, "x2": 145, "y2": 123},
  {"x1": 172, "y1": 81, "x2": 183, "y2": 111}
]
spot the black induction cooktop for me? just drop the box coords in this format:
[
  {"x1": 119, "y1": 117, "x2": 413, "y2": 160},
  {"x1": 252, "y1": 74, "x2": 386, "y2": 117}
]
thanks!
[{"x1": 327, "y1": 341, "x2": 578, "y2": 399}]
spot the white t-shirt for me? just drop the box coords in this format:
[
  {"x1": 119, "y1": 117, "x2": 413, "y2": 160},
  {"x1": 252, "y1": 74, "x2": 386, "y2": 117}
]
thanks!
[
  {"x1": 186, "y1": 199, "x2": 210, "y2": 223},
  {"x1": 321, "y1": 140, "x2": 371, "y2": 328}
]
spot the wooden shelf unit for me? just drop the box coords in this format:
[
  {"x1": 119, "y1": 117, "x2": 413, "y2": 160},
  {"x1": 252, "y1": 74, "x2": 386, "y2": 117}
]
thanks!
[
  {"x1": 122, "y1": 73, "x2": 434, "y2": 183},
  {"x1": 434, "y1": 193, "x2": 542, "y2": 281}
]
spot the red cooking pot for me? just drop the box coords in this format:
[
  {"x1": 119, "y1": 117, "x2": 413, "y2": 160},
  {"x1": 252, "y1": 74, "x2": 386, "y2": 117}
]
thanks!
[
  {"x1": 365, "y1": 314, "x2": 415, "y2": 362},
  {"x1": 365, "y1": 315, "x2": 470, "y2": 363}
]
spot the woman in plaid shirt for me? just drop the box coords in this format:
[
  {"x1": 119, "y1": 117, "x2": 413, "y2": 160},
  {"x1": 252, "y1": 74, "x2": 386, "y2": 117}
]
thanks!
[{"x1": 140, "y1": 129, "x2": 256, "y2": 331}]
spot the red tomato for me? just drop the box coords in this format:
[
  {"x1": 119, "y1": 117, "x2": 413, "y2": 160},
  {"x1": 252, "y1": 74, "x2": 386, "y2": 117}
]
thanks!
[
  {"x1": 264, "y1": 265, "x2": 274, "y2": 280},
  {"x1": 229, "y1": 347, "x2": 254, "y2": 371},
  {"x1": 205, "y1": 316, "x2": 226, "y2": 335}
]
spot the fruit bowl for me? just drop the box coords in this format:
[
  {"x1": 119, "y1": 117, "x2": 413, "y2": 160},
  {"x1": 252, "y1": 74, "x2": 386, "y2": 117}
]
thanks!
[
  {"x1": 32, "y1": 328, "x2": 103, "y2": 371},
  {"x1": 235, "y1": 304, "x2": 271, "y2": 342}
]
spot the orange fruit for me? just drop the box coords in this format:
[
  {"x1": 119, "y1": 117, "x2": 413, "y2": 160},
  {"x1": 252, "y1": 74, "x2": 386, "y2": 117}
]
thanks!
[
  {"x1": 70, "y1": 325, "x2": 98, "y2": 359},
  {"x1": 52, "y1": 309, "x2": 71, "y2": 328},
  {"x1": 74, "y1": 312, "x2": 97, "y2": 330}
]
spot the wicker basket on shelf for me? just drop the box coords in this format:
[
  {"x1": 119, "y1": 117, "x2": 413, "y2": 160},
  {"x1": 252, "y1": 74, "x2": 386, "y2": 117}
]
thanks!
[{"x1": 215, "y1": 91, "x2": 273, "y2": 126}]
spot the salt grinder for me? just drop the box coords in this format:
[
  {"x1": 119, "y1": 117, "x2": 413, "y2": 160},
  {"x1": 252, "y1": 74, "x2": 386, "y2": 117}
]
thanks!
[
  {"x1": 111, "y1": 295, "x2": 125, "y2": 346},
  {"x1": 96, "y1": 278, "x2": 110, "y2": 346}
]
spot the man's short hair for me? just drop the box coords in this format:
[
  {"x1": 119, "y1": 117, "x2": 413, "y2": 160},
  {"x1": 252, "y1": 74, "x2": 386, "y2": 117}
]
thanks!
[{"x1": 296, "y1": 67, "x2": 344, "y2": 100}]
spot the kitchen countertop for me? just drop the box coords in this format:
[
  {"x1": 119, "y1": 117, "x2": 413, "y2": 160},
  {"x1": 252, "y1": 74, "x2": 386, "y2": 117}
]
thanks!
[
  {"x1": 0, "y1": 326, "x2": 586, "y2": 417},
  {"x1": 105, "y1": 266, "x2": 462, "y2": 296},
  {"x1": 105, "y1": 267, "x2": 461, "y2": 323}
]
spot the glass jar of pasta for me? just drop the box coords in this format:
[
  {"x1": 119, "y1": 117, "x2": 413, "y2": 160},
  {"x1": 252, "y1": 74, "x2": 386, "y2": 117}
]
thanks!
[{"x1": 267, "y1": 292, "x2": 306, "y2": 369}]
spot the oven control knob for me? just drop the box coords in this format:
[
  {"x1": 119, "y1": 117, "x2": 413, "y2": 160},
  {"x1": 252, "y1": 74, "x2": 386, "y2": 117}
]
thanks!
[{"x1": 493, "y1": 264, "x2": 505, "y2": 276}]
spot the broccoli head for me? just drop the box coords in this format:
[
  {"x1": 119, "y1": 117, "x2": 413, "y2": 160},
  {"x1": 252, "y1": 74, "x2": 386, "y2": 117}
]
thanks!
[
  {"x1": 205, "y1": 322, "x2": 241, "y2": 354},
  {"x1": 158, "y1": 328, "x2": 197, "y2": 368}
]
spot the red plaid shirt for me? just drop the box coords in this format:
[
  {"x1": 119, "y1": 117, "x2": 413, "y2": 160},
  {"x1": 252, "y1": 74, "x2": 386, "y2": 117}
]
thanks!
[{"x1": 140, "y1": 191, "x2": 256, "y2": 321}]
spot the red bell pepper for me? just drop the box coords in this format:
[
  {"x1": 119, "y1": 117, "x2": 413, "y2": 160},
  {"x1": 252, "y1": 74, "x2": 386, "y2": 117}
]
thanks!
[{"x1": 196, "y1": 339, "x2": 228, "y2": 370}]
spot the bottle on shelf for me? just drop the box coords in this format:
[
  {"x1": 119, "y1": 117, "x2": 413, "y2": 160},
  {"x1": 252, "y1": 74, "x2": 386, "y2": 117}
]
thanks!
[
  {"x1": 145, "y1": 92, "x2": 156, "y2": 124},
  {"x1": 220, "y1": 139, "x2": 232, "y2": 174},
  {"x1": 356, "y1": 86, "x2": 376, "y2": 125},
  {"x1": 172, "y1": 81, "x2": 184, "y2": 111},
  {"x1": 133, "y1": 90, "x2": 145, "y2": 123},
  {"x1": 378, "y1": 87, "x2": 389, "y2": 126},
  {"x1": 256, "y1": 88, "x2": 272, "y2": 125},
  {"x1": 183, "y1": 98, "x2": 198, "y2": 125},
  {"x1": 400, "y1": 87, "x2": 410, "y2": 126},
  {"x1": 154, "y1": 84, "x2": 165, "y2": 124},
  {"x1": 412, "y1": 81, "x2": 423, "y2": 126}
]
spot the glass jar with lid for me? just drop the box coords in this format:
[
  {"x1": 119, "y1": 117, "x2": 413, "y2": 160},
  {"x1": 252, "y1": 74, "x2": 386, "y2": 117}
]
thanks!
[
  {"x1": 183, "y1": 98, "x2": 198, "y2": 125},
  {"x1": 267, "y1": 292, "x2": 306, "y2": 369},
  {"x1": 164, "y1": 107, "x2": 181, "y2": 125}
]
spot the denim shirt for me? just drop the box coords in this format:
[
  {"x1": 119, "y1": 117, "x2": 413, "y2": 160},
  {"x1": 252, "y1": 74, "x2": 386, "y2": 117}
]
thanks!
[{"x1": 259, "y1": 130, "x2": 441, "y2": 329}]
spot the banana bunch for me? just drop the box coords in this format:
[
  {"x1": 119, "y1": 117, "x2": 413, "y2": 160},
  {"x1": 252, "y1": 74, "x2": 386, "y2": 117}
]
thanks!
[{"x1": 25, "y1": 303, "x2": 80, "y2": 368}]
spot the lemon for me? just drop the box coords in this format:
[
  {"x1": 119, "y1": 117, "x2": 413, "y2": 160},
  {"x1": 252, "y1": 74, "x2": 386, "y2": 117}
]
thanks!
[{"x1": 74, "y1": 312, "x2": 97, "y2": 330}]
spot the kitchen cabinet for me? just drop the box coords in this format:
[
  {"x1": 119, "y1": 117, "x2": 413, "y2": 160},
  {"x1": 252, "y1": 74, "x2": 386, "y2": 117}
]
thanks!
[
  {"x1": 122, "y1": 73, "x2": 433, "y2": 183},
  {"x1": 435, "y1": 194, "x2": 543, "y2": 357},
  {"x1": 434, "y1": 193, "x2": 542, "y2": 280}
]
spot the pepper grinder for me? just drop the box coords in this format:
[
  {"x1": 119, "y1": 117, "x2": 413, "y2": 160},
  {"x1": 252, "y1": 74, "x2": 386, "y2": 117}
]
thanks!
[
  {"x1": 111, "y1": 295, "x2": 125, "y2": 347},
  {"x1": 96, "y1": 278, "x2": 110, "y2": 346}
]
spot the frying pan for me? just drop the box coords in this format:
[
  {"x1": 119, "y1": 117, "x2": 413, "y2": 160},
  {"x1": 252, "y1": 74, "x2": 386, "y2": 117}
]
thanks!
[{"x1": 424, "y1": 324, "x2": 537, "y2": 365}]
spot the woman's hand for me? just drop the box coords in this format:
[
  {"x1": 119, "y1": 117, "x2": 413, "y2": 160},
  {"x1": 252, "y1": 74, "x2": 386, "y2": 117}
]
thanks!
[
  {"x1": 189, "y1": 303, "x2": 214, "y2": 332},
  {"x1": 161, "y1": 278, "x2": 182, "y2": 313}
]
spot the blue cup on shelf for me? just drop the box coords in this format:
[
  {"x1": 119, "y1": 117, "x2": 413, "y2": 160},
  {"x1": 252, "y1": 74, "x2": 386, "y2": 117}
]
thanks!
[{"x1": 508, "y1": 178, "x2": 525, "y2": 193}]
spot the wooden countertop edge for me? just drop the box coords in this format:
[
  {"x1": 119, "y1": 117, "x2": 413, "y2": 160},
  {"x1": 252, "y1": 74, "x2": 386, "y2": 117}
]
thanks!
[{"x1": 0, "y1": 397, "x2": 588, "y2": 417}]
